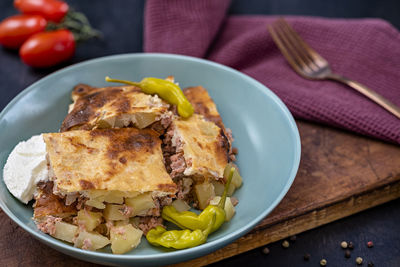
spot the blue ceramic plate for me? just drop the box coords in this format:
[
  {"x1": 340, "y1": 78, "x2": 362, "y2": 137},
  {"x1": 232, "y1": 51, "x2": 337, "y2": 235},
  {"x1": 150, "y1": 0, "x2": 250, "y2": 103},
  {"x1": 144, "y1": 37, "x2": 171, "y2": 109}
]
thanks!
[{"x1": 0, "y1": 53, "x2": 300, "y2": 266}]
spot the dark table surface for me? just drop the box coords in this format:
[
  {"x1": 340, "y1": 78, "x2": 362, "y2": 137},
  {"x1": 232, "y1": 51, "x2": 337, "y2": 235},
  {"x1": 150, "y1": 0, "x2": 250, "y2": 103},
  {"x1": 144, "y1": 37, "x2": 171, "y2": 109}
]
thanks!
[{"x1": 1, "y1": 0, "x2": 399, "y2": 266}]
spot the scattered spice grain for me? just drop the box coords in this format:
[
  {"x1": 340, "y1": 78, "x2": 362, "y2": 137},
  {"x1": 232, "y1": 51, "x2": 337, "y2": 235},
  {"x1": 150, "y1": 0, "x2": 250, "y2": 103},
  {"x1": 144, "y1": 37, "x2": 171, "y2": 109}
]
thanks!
[
  {"x1": 367, "y1": 262, "x2": 374, "y2": 267},
  {"x1": 282, "y1": 240, "x2": 289, "y2": 248},
  {"x1": 289, "y1": 235, "x2": 297, "y2": 242},
  {"x1": 345, "y1": 250, "x2": 351, "y2": 258},
  {"x1": 356, "y1": 257, "x2": 363, "y2": 265},
  {"x1": 320, "y1": 259, "x2": 327, "y2": 266},
  {"x1": 348, "y1": 241, "x2": 354, "y2": 250},
  {"x1": 262, "y1": 247, "x2": 270, "y2": 255},
  {"x1": 341, "y1": 241, "x2": 348, "y2": 249},
  {"x1": 367, "y1": 241, "x2": 373, "y2": 248}
]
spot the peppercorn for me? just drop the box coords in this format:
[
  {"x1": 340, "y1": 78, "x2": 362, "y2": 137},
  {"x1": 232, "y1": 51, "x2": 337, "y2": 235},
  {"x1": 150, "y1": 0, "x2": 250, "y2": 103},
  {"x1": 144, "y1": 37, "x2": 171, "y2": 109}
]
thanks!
[
  {"x1": 282, "y1": 240, "x2": 289, "y2": 248},
  {"x1": 356, "y1": 257, "x2": 363, "y2": 265},
  {"x1": 345, "y1": 250, "x2": 351, "y2": 258},
  {"x1": 367, "y1": 262, "x2": 374, "y2": 267},
  {"x1": 348, "y1": 241, "x2": 354, "y2": 250},
  {"x1": 303, "y1": 253, "x2": 310, "y2": 261},
  {"x1": 289, "y1": 235, "x2": 297, "y2": 242},
  {"x1": 262, "y1": 247, "x2": 270, "y2": 255},
  {"x1": 367, "y1": 241, "x2": 373, "y2": 248},
  {"x1": 341, "y1": 241, "x2": 348, "y2": 249},
  {"x1": 320, "y1": 259, "x2": 327, "y2": 266}
]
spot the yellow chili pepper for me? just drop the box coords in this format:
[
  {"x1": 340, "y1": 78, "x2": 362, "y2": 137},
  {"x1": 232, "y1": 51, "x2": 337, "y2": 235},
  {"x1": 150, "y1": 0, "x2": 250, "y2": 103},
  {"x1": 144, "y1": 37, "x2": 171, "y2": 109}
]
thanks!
[
  {"x1": 162, "y1": 166, "x2": 235, "y2": 233},
  {"x1": 105, "y1": 76, "x2": 194, "y2": 118},
  {"x1": 146, "y1": 214, "x2": 216, "y2": 249}
]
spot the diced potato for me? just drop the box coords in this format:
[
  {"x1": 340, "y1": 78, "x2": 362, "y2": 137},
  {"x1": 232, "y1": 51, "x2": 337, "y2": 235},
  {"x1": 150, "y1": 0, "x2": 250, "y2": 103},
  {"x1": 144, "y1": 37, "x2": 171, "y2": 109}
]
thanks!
[
  {"x1": 135, "y1": 113, "x2": 157, "y2": 129},
  {"x1": 103, "y1": 204, "x2": 126, "y2": 221},
  {"x1": 194, "y1": 182, "x2": 215, "y2": 210},
  {"x1": 213, "y1": 181, "x2": 238, "y2": 197},
  {"x1": 52, "y1": 221, "x2": 78, "y2": 243},
  {"x1": 212, "y1": 181, "x2": 224, "y2": 196},
  {"x1": 209, "y1": 196, "x2": 236, "y2": 221},
  {"x1": 114, "y1": 220, "x2": 129, "y2": 227},
  {"x1": 110, "y1": 224, "x2": 143, "y2": 254},
  {"x1": 223, "y1": 163, "x2": 243, "y2": 188},
  {"x1": 125, "y1": 193, "x2": 155, "y2": 217},
  {"x1": 74, "y1": 231, "x2": 110, "y2": 250},
  {"x1": 77, "y1": 210, "x2": 102, "y2": 231},
  {"x1": 85, "y1": 198, "x2": 106, "y2": 209},
  {"x1": 171, "y1": 199, "x2": 191, "y2": 212},
  {"x1": 104, "y1": 192, "x2": 124, "y2": 204}
]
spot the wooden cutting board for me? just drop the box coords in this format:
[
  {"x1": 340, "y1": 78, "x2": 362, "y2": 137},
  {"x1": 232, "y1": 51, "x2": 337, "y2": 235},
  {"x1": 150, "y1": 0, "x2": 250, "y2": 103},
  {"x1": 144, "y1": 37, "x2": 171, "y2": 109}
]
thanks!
[{"x1": 1, "y1": 120, "x2": 399, "y2": 266}]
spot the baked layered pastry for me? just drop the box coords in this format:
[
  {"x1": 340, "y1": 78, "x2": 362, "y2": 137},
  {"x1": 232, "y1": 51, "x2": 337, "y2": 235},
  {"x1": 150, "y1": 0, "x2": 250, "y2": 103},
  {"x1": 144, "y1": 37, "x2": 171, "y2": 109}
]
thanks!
[
  {"x1": 60, "y1": 84, "x2": 173, "y2": 132},
  {"x1": 162, "y1": 86, "x2": 240, "y2": 210},
  {"x1": 33, "y1": 128, "x2": 177, "y2": 253}
]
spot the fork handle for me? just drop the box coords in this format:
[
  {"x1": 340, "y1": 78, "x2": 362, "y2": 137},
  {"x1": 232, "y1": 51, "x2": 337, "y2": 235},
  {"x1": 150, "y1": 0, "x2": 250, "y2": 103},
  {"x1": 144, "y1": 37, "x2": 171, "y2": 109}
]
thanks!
[{"x1": 328, "y1": 74, "x2": 400, "y2": 119}]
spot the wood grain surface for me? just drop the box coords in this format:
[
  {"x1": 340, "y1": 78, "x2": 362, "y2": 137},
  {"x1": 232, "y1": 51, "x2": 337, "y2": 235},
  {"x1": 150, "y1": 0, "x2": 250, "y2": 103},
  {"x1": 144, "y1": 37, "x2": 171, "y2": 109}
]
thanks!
[{"x1": 1, "y1": 120, "x2": 399, "y2": 267}]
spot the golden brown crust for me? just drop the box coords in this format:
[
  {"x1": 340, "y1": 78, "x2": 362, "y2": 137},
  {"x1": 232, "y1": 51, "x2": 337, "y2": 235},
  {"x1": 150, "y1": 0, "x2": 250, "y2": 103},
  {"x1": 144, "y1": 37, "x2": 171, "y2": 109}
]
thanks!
[
  {"x1": 183, "y1": 86, "x2": 224, "y2": 129},
  {"x1": 43, "y1": 128, "x2": 177, "y2": 194},
  {"x1": 172, "y1": 114, "x2": 229, "y2": 179},
  {"x1": 61, "y1": 85, "x2": 169, "y2": 132}
]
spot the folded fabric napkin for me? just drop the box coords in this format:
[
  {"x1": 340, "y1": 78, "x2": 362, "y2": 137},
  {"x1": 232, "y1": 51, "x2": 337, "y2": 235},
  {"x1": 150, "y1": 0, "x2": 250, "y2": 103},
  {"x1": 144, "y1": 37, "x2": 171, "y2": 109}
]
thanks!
[{"x1": 144, "y1": 0, "x2": 400, "y2": 144}]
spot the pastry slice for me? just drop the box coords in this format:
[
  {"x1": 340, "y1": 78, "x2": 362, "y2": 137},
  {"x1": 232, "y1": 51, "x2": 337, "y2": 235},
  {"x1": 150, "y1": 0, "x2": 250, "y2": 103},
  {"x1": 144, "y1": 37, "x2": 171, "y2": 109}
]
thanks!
[{"x1": 60, "y1": 84, "x2": 172, "y2": 132}]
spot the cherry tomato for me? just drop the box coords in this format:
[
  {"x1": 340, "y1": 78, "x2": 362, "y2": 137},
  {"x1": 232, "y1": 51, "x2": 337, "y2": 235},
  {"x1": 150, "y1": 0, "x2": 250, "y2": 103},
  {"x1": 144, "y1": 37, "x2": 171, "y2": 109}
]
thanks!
[
  {"x1": 14, "y1": 0, "x2": 69, "y2": 23},
  {"x1": 0, "y1": 14, "x2": 46, "y2": 49},
  {"x1": 20, "y1": 29, "x2": 75, "y2": 67}
]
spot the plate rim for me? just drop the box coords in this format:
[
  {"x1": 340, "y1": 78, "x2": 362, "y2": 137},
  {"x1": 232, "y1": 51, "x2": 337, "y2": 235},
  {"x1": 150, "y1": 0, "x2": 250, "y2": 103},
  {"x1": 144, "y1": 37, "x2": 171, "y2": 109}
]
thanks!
[{"x1": 0, "y1": 53, "x2": 301, "y2": 262}]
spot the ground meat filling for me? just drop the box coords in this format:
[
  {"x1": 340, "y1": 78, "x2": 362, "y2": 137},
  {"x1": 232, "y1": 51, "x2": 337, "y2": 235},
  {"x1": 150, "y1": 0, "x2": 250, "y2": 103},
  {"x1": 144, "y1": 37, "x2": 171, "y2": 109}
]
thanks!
[
  {"x1": 37, "y1": 216, "x2": 62, "y2": 235},
  {"x1": 138, "y1": 216, "x2": 164, "y2": 235},
  {"x1": 162, "y1": 126, "x2": 187, "y2": 178}
]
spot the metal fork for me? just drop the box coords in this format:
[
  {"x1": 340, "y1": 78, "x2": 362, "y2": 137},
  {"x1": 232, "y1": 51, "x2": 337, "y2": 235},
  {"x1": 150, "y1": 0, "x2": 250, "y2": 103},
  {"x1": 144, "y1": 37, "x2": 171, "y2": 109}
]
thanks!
[{"x1": 267, "y1": 18, "x2": 400, "y2": 119}]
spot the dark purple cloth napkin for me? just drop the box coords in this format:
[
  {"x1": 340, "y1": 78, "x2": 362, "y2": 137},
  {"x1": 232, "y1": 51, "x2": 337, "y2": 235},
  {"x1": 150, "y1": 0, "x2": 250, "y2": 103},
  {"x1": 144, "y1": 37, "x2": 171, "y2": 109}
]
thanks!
[{"x1": 144, "y1": 0, "x2": 400, "y2": 144}]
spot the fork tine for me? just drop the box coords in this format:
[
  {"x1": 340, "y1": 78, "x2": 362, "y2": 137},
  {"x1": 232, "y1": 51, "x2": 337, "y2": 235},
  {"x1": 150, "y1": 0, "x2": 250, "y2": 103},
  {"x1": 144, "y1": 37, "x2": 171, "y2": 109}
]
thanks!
[
  {"x1": 278, "y1": 18, "x2": 328, "y2": 68},
  {"x1": 276, "y1": 19, "x2": 320, "y2": 72},
  {"x1": 268, "y1": 22, "x2": 313, "y2": 74}
]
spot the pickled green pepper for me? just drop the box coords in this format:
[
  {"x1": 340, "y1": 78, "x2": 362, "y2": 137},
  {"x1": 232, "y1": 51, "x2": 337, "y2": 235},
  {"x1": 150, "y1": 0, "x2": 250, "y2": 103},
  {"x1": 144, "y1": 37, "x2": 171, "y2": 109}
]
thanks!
[
  {"x1": 162, "y1": 166, "x2": 235, "y2": 233},
  {"x1": 105, "y1": 76, "x2": 194, "y2": 118},
  {"x1": 146, "y1": 214, "x2": 216, "y2": 249}
]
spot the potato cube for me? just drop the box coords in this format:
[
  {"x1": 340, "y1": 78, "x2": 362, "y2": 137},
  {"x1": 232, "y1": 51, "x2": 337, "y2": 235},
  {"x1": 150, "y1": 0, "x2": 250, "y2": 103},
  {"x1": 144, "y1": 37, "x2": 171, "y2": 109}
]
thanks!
[
  {"x1": 223, "y1": 163, "x2": 243, "y2": 188},
  {"x1": 52, "y1": 221, "x2": 78, "y2": 243},
  {"x1": 171, "y1": 199, "x2": 191, "y2": 212},
  {"x1": 104, "y1": 192, "x2": 124, "y2": 204},
  {"x1": 103, "y1": 204, "x2": 127, "y2": 221},
  {"x1": 74, "y1": 231, "x2": 110, "y2": 250},
  {"x1": 125, "y1": 193, "x2": 155, "y2": 217},
  {"x1": 77, "y1": 210, "x2": 102, "y2": 231},
  {"x1": 212, "y1": 181, "x2": 224, "y2": 196},
  {"x1": 194, "y1": 182, "x2": 215, "y2": 210},
  {"x1": 110, "y1": 224, "x2": 143, "y2": 254},
  {"x1": 209, "y1": 196, "x2": 236, "y2": 221},
  {"x1": 212, "y1": 180, "x2": 236, "y2": 197},
  {"x1": 85, "y1": 198, "x2": 106, "y2": 209}
]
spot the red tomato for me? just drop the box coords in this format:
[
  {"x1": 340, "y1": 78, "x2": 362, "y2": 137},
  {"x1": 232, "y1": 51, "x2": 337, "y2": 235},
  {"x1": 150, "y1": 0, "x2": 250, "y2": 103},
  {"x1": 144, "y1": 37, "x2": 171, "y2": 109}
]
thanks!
[
  {"x1": 0, "y1": 14, "x2": 46, "y2": 49},
  {"x1": 20, "y1": 29, "x2": 75, "y2": 68},
  {"x1": 14, "y1": 0, "x2": 69, "y2": 23}
]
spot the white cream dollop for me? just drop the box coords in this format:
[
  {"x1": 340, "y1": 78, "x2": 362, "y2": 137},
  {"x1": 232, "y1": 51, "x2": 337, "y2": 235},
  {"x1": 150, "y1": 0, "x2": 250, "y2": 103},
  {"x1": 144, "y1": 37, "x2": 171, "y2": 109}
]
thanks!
[{"x1": 3, "y1": 134, "x2": 49, "y2": 204}]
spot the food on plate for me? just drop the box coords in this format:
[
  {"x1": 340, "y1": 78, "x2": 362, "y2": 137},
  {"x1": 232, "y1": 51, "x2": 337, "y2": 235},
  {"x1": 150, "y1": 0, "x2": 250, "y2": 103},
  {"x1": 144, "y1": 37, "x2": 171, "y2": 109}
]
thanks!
[
  {"x1": 2, "y1": 76, "x2": 241, "y2": 254},
  {"x1": 105, "y1": 76, "x2": 194, "y2": 118},
  {"x1": 60, "y1": 83, "x2": 173, "y2": 132},
  {"x1": 3, "y1": 134, "x2": 48, "y2": 204},
  {"x1": 147, "y1": 167, "x2": 234, "y2": 249}
]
